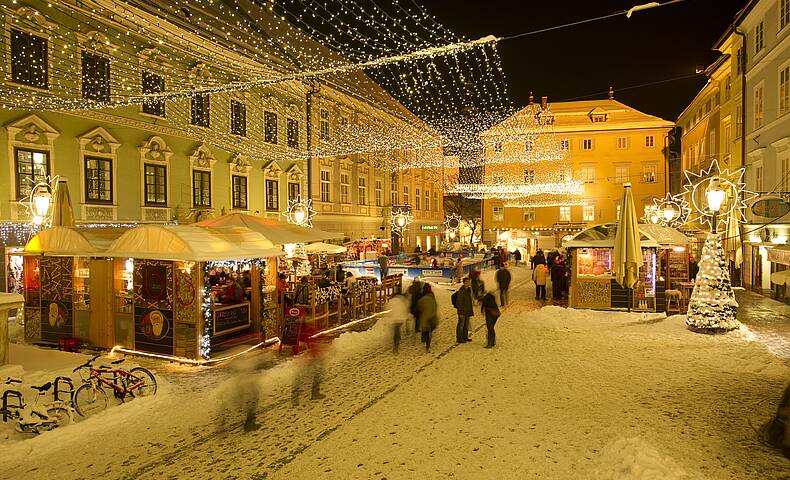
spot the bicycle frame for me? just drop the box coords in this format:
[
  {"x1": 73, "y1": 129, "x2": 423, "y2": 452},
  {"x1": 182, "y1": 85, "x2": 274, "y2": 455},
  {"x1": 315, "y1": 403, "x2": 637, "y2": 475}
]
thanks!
[{"x1": 87, "y1": 368, "x2": 146, "y2": 400}]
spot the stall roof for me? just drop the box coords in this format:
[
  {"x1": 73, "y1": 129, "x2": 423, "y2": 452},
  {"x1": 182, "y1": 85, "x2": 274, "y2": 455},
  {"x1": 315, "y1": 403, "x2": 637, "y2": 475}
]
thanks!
[
  {"x1": 564, "y1": 223, "x2": 689, "y2": 249},
  {"x1": 304, "y1": 242, "x2": 347, "y2": 254},
  {"x1": 194, "y1": 213, "x2": 342, "y2": 245},
  {"x1": 107, "y1": 225, "x2": 284, "y2": 261},
  {"x1": 24, "y1": 226, "x2": 128, "y2": 256}
]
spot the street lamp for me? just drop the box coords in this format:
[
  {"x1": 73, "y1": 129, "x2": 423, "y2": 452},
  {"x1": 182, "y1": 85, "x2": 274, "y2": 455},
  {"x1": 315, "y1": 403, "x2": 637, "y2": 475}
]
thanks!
[
  {"x1": 705, "y1": 177, "x2": 726, "y2": 233},
  {"x1": 292, "y1": 205, "x2": 307, "y2": 226},
  {"x1": 662, "y1": 206, "x2": 677, "y2": 222},
  {"x1": 30, "y1": 184, "x2": 52, "y2": 225}
]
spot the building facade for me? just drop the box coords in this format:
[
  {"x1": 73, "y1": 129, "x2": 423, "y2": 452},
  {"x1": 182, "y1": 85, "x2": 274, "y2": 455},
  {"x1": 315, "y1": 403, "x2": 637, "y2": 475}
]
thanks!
[{"x1": 480, "y1": 95, "x2": 674, "y2": 252}]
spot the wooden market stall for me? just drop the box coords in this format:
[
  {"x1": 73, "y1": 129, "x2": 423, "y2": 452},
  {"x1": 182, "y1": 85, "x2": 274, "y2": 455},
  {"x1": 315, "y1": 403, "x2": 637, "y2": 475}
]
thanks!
[{"x1": 566, "y1": 224, "x2": 690, "y2": 313}]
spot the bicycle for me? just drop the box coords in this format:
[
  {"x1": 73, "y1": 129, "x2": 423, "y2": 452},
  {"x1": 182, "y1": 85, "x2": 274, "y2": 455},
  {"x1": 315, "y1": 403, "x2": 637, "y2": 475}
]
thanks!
[
  {"x1": 0, "y1": 377, "x2": 75, "y2": 434},
  {"x1": 72, "y1": 355, "x2": 157, "y2": 417}
]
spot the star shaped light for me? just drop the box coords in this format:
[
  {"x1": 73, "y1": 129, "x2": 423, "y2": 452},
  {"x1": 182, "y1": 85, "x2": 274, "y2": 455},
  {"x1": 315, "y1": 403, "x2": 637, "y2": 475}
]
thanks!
[
  {"x1": 390, "y1": 208, "x2": 413, "y2": 234},
  {"x1": 282, "y1": 196, "x2": 315, "y2": 228},
  {"x1": 643, "y1": 192, "x2": 691, "y2": 228},
  {"x1": 682, "y1": 159, "x2": 757, "y2": 231}
]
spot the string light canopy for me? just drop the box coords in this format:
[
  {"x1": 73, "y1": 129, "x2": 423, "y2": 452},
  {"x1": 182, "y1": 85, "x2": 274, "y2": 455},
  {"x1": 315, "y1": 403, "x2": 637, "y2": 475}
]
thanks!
[
  {"x1": 503, "y1": 194, "x2": 585, "y2": 208},
  {"x1": 390, "y1": 207, "x2": 414, "y2": 235},
  {"x1": 642, "y1": 192, "x2": 691, "y2": 227},
  {"x1": 682, "y1": 159, "x2": 756, "y2": 232},
  {"x1": 283, "y1": 196, "x2": 315, "y2": 228}
]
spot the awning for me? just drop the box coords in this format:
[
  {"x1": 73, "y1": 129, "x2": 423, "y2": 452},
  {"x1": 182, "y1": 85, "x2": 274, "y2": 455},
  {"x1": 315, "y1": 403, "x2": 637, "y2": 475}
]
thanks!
[
  {"x1": 24, "y1": 226, "x2": 128, "y2": 256},
  {"x1": 771, "y1": 269, "x2": 790, "y2": 286},
  {"x1": 304, "y1": 242, "x2": 346, "y2": 254},
  {"x1": 107, "y1": 225, "x2": 283, "y2": 261},
  {"x1": 194, "y1": 213, "x2": 342, "y2": 245},
  {"x1": 768, "y1": 245, "x2": 790, "y2": 266}
]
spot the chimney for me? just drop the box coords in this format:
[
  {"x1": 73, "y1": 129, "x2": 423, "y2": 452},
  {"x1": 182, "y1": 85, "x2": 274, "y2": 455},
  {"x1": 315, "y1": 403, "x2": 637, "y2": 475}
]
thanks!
[
  {"x1": 608, "y1": 86, "x2": 614, "y2": 100},
  {"x1": 541, "y1": 96, "x2": 548, "y2": 108},
  {"x1": 528, "y1": 92, "x2": 534, "y2": 105}
]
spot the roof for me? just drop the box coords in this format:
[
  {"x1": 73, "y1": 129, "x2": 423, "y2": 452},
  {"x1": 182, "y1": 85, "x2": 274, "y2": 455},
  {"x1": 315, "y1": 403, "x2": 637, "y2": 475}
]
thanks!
[
  {"x1": 564, "y1": 223, "x2": 689, "y2": 249},
  {"x1": 24, "y1": 226, "x2": 128, "y2": 257},
  {"x1": 194, "y1": 213, "x2": 343, "y2": 244},
  {"x1": 107, "y1": 225, "x2": 283, "y2": 261},
  {"x1": 483, "y1": 99, "x2": 674, "y2": 137}
]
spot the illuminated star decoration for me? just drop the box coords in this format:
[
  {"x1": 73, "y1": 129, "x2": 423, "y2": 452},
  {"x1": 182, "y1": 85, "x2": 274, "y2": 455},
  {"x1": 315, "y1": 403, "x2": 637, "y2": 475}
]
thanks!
[
  {"x1": 17, "y1": 174, "x2": 60, "y2": 228},
  {"x1": 390, "y1": 208, "x2": 414, "y2": 235},
  {"x1": 643, "y1": 192, "x2": 691, "y2": 228},
  {"x1": 444, "y1": 214, "x2": 462, "y2": 232},
  {"x1": 682, "y1": 159, "x2": 757, "y2": 231},
  {"x1": 283, "y1": 196, "x2": 315, "y2": 228}
]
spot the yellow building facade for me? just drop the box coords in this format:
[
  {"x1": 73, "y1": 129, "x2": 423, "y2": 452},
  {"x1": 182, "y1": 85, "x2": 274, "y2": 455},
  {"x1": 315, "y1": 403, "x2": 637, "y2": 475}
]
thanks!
[{"x1": 481, "y1": 95, "x2": 674, "y2": 251}]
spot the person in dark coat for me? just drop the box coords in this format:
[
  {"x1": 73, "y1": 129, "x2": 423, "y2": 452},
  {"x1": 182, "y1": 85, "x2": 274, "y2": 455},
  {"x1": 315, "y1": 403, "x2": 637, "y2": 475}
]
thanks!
[
  {"x1": 531, "y1": 249, "x2": 545, "y2": 269},
  {"x1": 550, "y1": 256, "x2": 565, "y2": 300},
  {"x1": 378, "y1": 253, "x2": 389, "y2": 279},
  {"x1": 513, "y1": 249, "x2": 522, "y2": 267},
  {"x1": 546, "y1": 249, "x2": 559, "y2": 269},
  {"x1": 416, "y1": 284, "x2": 438, "y2": 352},
  {"x1": 495, "y1": 265, "x2": 512, "y2": 307},
  {"x1": 334, "y1": 264, "x2": 345, "y2": 283},
  {"x1": 480, "y1": 291, "x2": 501, "y2": 348},
  {"x1": 452, "y1": 277, "x2": 474, "y2": 343},
  {"x1": 407, "y1": 278, "x2": 423, "y2": 332},
  {"x1": 470, "y1": 270, "x2": 484, "y2": 301}
]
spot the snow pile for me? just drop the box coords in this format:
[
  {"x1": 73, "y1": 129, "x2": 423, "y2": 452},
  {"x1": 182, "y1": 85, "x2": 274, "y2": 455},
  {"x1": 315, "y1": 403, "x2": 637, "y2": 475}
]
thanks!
[{"x1": 593, "y1": 437, "x2": 693, "y2": 480}]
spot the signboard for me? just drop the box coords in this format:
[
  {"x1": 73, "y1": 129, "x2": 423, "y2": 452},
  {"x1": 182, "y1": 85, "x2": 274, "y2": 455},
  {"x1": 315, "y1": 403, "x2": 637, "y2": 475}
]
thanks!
[
  {"x1": 135, "y1": 307, "x2": 174, "y2": 355},
  {"x1": 213, "y1": 302, "x2": 250, "y2": 336},
  {"x1": 421, "y1": 225, "x2": 439, "y2": 231},
  {"x1": 768, "y1": 248, "x2": 790, "y2": 266},
  {"x1": 287, "y1": 307, "x2": 305, "y2": 318},
  {"x1": 421, "y1": 269, "x2": 444, "y2": 277},
  {"x1": 281, "y1": 312, "x2": 301, "y2": 346},
  {"x1": 389, "y1": 268, "x2": 408, "y2": 276},
  {"x1": 750, "y1": 197, "x2": 790, "y2": 218}
]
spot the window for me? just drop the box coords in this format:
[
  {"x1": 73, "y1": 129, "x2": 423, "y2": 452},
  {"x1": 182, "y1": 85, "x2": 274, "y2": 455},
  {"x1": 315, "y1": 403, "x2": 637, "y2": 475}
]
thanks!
[
  {"x1": 230, "y1": 100, "x2": 246, "y2": 137},
  {"x1": 265, "y1": 179, "x2": 279, "y2": 210},
  {"x1": 559, "y1": 206, "x2": 571, "y2": 222},
  {"x1": 320, "y1": 170, "x2": 331, "y2": 202},
  {"x1": 81, "y1": 51, "x2": 110, "y2": 102},
  {"x1": 340, "y1": 173, "x2": 350, "y2": 204},
  {"x1": 615, "y1": 165, "x2": 630, "y2": 184},
  {"x1": 709, "y1": 128, "x2": 717, "y2": 157},
  {"x1": 724, "y1": 75, "x2": 731, "y2": 101},
  {"x1": 782, "y1": 0, "x2": 790, "y2": 30},
  {"x1": 192, "y1": 170, "x2": 211, "y2": 207},
  {"x1": 415, "y1": 188, "x2": 421, "y2": 209},
  {"x1": 524, "y1": 169, "x2": 535, "y2": 183},
  {"x1": 433, "y1": 191, "x2": 439, "y2": 211},
  {"x1": 339, "y1": 116, "x2": 348, "y2": 129},
  {"x1": 11, "y1": 29, "x2": 48, "y2": 89},
  {"x1": 492, "y1": 206, "x2": 504, "y2": 222},
  {"x1": 736, "y1": 47, "x2": 744, "y2": 75},
  {"x1": 425, "y1": 190, "x2": 430, "y2": 212},
  {"x1": 288, "y1": 182, "x2": 300, "y2": 203},
  {"x1": 402, "y1": 185, "x2": 410, "y2": 205},
  {"x1": 756, "y1": 165, "x2": 764, "y2": 192},
  {"x1": 142, "y1": 72, "x2": 165, "y2": 117},
  {"x1": 560, "y1": 138, "x2": 570, "y2": 151},
  {"x1": 14, "y1": 148, "x2": 49, "y2": 200},
  {"x1": 583, "y1": 203, "x2": 595, "y2": 222},
  {"x1": 780, "y1": 65, "x2": 790, "y2": 116},
  {"x1": 320, "y1": 109, "x2": 330, "y2": 140},
  {"x1": 523, "y1": 208, "x2": 535, "y2": 222},
  {"x1": 754, "y1": 84, "x2": 764, "y2": 129},
  {"x1": 84, "y1": 157, "x2": 112, "y2": 203},
  {"x1": 616, "y1": 137, "x2": 628, "y2": 149},
  {"x1": 724, "y1": 123, "x2": 732, "y2": 155},
  {"x1": 287, "y1": 118, "x2": 299, "y2": 148},
  {"x1": 735, "y1": 104, "x2": 743, "y2": 138},
  {"x1": 264, "y1": 111, "x2": 277, "y2": 144},
  {"x1": 642, "y1": 164, "x2": 657, "y2": 183},
  {"x1": 375, "y1": 180, "x2": 383, "y2": 207},
  {"x1": 232, "y1": 175, "x2": 247, "y2": 209},
  {"x1": 391, "y1": 176, "x2": 398, "y2": 205},
  {"x1": 590, "y1": 113, "x2": 607, "y2": 123},
  {"x1": 582, "y1": 139, "x2": 593, "y2": 150},
  {"x1": 645, "y1": 135, "x2": 655, "y2": 148},
  {"x1": 579, "y1": 166, "x2": 595, "y2": 184},
  {"x1": 525, "y1": 140, "x2": 534, "y2": 152},
  {"x1": 191, "y1": 93, "x2": 210, "y2": 127},
  {"x1": 144, "y1": 164, "x2": 166, "y2": 205},
  {"x1": 755, "y1": 21, "x2": 764, "y2": 54},
  {"x1": 358, "y1": 177, "x2": 367, "y2": 205}
]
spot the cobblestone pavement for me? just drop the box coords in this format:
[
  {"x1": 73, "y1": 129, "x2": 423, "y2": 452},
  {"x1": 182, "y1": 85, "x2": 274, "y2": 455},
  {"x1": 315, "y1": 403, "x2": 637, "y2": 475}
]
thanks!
[{"x1": 735, "y1": 289, "x2": 790, "y2": 361}]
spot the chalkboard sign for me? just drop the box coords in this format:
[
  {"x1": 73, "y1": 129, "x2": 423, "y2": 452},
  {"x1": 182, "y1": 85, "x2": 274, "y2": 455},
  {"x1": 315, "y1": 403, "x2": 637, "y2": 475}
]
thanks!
[
  {"x1": 280, "y1": 314, "x2": 301, "y2": 346},
  {"x1": 213, "y1": 303, "x2": 250, "y2": 336}
]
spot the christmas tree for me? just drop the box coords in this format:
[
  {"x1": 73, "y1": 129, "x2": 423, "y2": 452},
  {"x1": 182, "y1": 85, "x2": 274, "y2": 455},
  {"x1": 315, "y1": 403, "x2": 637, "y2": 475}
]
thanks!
[{"x1": 686, "y1": 233, "x2": 740, "y2": 332}]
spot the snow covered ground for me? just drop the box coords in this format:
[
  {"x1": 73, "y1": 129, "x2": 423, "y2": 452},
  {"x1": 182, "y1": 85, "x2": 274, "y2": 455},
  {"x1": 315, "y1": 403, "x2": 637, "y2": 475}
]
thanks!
[{"x1": 1, "y1": 266, "x2": 788, "y2": 479}]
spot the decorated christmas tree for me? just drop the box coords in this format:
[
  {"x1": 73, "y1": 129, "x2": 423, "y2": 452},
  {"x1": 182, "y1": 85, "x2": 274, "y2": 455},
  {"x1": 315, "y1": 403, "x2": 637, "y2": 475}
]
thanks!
[{"x1": 686, "y1": 233, "x2": 740, "y2": 332}]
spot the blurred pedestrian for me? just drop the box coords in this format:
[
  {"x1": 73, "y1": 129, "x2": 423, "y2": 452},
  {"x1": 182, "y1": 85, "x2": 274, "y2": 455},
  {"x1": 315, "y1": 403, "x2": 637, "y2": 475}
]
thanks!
[
  {"x1": 378, "y1": 252, "x2": 389, "y2": 279},
  {"x1": 513, "y1": 249, "x2": 522, "y2": 267},
  {"x1": 455, "y1": 257, "x2": 464, "y2": 283},
  {"x1": 550, "y1": 256, "x2": 565, "y2": 300},
  {"x1": 533, "y1": 262, "x2": 548, "y2": 301},
  {"x1": 291, "y1": 330, "x2": 327, "y2": 405},
  {"x1": 408, "y1": 278, "x2": 423, "y2": 332},
  {"x1": 495, "y1": 265, "x2": 512, "y2": 307},
  {"x1": 480, "y1": 290, "x2": 500, "y2": 348},
  {"x1": 470, "y1": 270, "x2": 485, "y2": 301},
  {"x1": 386, "y1": 293, "x2": 410, "y2": 354},
  {"x1": 417, "y1": 283, "x2": 438, "y2": 352},
  {"x1": 452, "y1": 277, "x2": 474, "y2": 344},
  {"x1": 531, "y1": 249, "x2": 545, "y2": 269}
]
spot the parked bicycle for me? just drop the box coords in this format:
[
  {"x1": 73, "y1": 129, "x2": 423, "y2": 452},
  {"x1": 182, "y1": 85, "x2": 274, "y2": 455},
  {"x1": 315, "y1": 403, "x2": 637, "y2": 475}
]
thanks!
[
  {"x1": 0, "y1": 377, "x2": 75, "y2": 434},
  {"x1": 72, "y1": 355, "x2": 157, "y2": 417}
]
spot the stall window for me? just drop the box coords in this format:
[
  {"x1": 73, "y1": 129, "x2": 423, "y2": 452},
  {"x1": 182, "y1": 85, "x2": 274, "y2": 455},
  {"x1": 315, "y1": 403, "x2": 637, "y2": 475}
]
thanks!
[
  {"x1": 340, "y1": 173, "x2": 350, "y2": 204},
  {"x1": 141, "y1": 72, "x2": 165, "y2": 117},
  {"x1": 11, "y1": 29, "x2": 48, "y2": 89},
  {"x1": 192, "y1": 170, "x2": 211, "y2": 207},
  {"x1": 191, "y1": 93, "x2": 210, "y2": 127},
  {"x1": 84, "y1": 157, "x2": 113, "y2": 203},
  {"x1": 81, "y1": 51, "x2": 110, "y2": 102},
  {"x1": 576, "y1": 248, "x2": 612, "y2": 276},
  {"x1": 264, "y1": 111, "x2": 277, "y2": 144},
  {"x1": 320, "y1": 170, "x2": 331, "y2": 202},
  {"x1": 288, "y1": 182, "x2": 300, "y2": 203},
  {"x1": 144, "y1": 164, "x2": 166, "y2": 205},
  {"x1": 230, "y1": 100, "x2": 247, "y2": 137},
  {"x1": 493, "y1": 206, "x2": 504, "y2": 222},
  {"x1": 358, "y1": 177, "x2": 367, "y2": 205},
  {"x1": 232, "y1": 175, "x2": 247, "y2": 209},
  {"x1": 287, "y1": 118, "x2": 299, "y2": 148},
  {"x1": 266, "y1": 179, "x2": 279, "y2": 210},
  {"x1": 559, "y1": 206, "x2": 571, "y2": 222},
  {"x1": 14, "y1": 148, "x2": 50, "y2": 200},
  {"x1": 375, "y1": 180, "x2": 383, "y2": 207}
]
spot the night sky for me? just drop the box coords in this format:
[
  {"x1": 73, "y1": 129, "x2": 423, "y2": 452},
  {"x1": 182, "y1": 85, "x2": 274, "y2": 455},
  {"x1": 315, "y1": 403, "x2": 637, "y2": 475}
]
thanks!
[{"x1": 419, "y1": 0, "x2": 748, "y2": 121}]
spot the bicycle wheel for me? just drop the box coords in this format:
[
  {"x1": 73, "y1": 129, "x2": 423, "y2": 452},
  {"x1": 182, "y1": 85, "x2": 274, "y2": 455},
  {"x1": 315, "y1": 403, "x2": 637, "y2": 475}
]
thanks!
[
  {"x1": 46, "y1": 406, "x2": 71, "y2": 428},
  {"x1": 129, "y1": 367, "x2": 157, "y2": 397},
  {"x1": 73, "y1": 383, "x2": 109, "y2": 417}
]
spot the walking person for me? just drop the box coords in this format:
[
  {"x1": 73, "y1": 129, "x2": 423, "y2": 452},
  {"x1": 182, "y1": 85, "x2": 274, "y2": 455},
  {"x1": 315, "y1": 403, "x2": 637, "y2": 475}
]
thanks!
[
  {"x1": 385, "y1": 293, "x2": 410, "y2": 354},
  {"x1": 513, "y1": 249, "x2": 522, "y2": 267},
  {"x1": 408, "y1": 278, "x2": 423, "y2": 333},
  {"x1": 416, "y1": 283, "x2": 438, "y2": 352},
  {"x1": 451, "y1": 277, "x2": 474, "y2": 344},
  {"x1": 480, "y1": 290, "x2": 500, "y2": 348},
  {"x1": 550, "y1": 256, "x2": 564, "y2": 301},
  {"x1": 378, "y1": 252, "x2": 389, "y2": 279},
  {"x1": 495, "y1": 265, "x2": 512, "y2": 307},
  {"x1": 533, "y1": 261, "x2": 548, "y2": 301},
  {"x1": 455, "y1": 257, "x2": 464, "y2": 284}
]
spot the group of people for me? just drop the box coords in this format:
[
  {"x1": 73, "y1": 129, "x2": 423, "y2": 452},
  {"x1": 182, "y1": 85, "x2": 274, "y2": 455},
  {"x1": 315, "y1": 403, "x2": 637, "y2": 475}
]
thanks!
[{"x1": 530, "y1": 249, "x2": 569, "y2": 301}]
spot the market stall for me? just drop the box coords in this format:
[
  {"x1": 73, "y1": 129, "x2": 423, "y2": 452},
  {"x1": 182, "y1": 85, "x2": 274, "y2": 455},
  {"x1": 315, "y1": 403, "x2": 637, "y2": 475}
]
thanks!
[
  {"x1": 342, "y1": 254, "x2": 486, "y2": 283},
  {"x1": 566, "y1": 224, "x2": 689, "y2": 312},
  {"x1": 345, "y1": 238, "x2": 392, "y2": 261}
]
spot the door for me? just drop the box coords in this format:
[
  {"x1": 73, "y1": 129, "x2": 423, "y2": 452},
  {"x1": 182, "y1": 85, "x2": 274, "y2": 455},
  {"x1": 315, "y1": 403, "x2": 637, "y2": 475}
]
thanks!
[{"x1": 89, "y1": 259, "x2": 114, "y2": 348}]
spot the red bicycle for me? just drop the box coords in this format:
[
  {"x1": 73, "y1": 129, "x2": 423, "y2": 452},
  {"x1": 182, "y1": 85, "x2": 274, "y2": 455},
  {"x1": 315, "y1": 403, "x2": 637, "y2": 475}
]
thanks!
[{"x1": 72, "y1": 355, "x2": 157, "y2": 417}]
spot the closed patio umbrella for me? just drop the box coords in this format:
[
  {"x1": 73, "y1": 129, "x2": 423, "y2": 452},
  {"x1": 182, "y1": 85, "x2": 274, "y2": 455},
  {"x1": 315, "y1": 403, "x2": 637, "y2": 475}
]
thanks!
[
  {"x1": 51, "y1": 178, "x2": 74, "y2": 227},
  {"x1": 612, "y1": 184, "x2": 643, "y2": 309},
  {"x1": 725, "y1": 207, "x2": 742, "y2": 268}
]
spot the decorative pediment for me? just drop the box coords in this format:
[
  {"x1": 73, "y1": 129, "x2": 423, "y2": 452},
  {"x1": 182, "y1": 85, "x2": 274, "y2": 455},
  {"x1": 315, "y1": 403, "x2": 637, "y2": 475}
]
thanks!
[
  {"x1": 78, "y1": 127, "x2": 120, "y2": 155},
  {"x1": 747, "y1": 148, "x2": 766, "y2": 162},
  {"x1": 188, "y1": 62, "x2": 212, "y2": 82},
  {"x1": 263, "y1": 161, "x2": 283, "y2": 179},
  {"x1": 139, "y1": 136, "x2": 173, "y2": 163},
  {"x1": 339, "y1": 157, "x2": 353, "y2": 171},
  {"x1": 229, "y1": 154, "x2": 252, "y2": 174},
  {"x1": 11, "y1": 6, "x2": 57, "y2": 30},
  {"x1": 286, "y1": 163, "x2": 304, "y2": 181},
  {"x1": 771, "y1": 137, "x2": 790, "y2": 154},
  {"x1": 75, "y1": 30, "x2": 115, "y2": 54},
  {"x1": 5, "y1": 114, "x2": 60, "y2": 146},
  {"x1": 138, "y1": 47, "x2": 171, "y2": 68},
  {"x1": 188, "y1": 143, "x2": 216, "y2": 170}
]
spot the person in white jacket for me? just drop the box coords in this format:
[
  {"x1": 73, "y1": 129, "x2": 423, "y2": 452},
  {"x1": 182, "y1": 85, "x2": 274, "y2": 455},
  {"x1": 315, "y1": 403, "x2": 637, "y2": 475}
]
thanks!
[{"x1": 386, "y1": 293, "x2": 411, "y2": 354}]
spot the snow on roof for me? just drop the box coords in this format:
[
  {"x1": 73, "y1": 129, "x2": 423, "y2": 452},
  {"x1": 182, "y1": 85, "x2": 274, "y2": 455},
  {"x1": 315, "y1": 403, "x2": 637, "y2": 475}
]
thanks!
[{"x1": 564, "y1": 223, "x2": 689, "y2": 249}]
